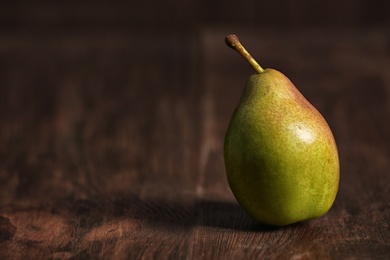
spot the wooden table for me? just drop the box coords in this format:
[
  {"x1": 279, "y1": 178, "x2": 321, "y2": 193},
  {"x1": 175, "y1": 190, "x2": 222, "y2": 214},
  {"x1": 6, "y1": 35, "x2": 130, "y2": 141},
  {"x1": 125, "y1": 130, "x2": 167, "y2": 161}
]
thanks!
[{"x1": 1, "y1": 25, "x2": 390, "y2": 259}]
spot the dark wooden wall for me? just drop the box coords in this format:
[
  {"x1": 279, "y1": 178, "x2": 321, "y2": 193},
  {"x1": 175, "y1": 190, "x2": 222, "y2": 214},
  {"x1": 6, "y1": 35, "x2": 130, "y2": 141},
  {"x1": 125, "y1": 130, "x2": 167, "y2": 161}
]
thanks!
[
  {"x1": 1, "y1": 1, "x2": 390, "y2": 259},
  {"x1": 1, "y1": 0, "x2": 390, "y2": 31}
]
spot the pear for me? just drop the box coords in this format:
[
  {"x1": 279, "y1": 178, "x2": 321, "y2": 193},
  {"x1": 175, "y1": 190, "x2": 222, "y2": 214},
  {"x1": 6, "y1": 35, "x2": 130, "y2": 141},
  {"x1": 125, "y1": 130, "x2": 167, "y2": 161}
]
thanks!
[{"x1": 224, "y1": 35, "x2": 339, "y2": 226}]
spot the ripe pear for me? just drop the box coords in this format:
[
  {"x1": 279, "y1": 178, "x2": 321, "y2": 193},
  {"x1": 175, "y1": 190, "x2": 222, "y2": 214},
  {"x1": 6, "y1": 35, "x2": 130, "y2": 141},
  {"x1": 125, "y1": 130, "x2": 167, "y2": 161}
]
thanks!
[{"x1": 224, "y1": 35, "x2": 339, "y2": 226}]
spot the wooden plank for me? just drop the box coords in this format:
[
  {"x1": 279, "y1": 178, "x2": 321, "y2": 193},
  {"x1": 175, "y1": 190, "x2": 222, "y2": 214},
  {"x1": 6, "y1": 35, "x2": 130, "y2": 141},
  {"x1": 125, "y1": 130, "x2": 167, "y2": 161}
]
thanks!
[{"x1": 0, "y1": 27, "x2": 390, "y2": 259}]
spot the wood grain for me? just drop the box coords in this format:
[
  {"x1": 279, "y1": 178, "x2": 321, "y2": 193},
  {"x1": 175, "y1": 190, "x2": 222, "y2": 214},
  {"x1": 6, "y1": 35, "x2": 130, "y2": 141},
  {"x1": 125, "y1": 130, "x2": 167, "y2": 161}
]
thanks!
[{"x1": 1, "y1": 9, "x2": 390, "y2": 259}]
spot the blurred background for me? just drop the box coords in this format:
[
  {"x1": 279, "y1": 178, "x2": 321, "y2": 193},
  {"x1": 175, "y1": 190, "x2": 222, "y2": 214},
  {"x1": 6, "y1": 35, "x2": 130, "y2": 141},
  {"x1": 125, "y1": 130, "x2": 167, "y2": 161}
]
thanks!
[
  {"x1": 1, "y1": 0, "x2": 390, "y2": 32},
  {"x1": 1, "y1": 0, "x2": 390, "y2": 197}
]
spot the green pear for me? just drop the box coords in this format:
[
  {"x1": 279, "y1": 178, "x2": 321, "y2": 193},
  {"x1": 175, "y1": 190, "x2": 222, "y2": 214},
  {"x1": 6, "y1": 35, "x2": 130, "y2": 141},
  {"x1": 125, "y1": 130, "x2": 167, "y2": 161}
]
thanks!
[{"x1": 224, "y1": 35, "x2": 339, "y2": 226}]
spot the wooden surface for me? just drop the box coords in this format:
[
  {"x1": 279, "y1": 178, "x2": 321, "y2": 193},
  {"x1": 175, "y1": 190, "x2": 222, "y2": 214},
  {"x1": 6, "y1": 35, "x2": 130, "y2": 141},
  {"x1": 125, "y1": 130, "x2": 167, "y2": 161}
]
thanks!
[{"x1": 1, "y1": 3, "x2": 390, "y2": 259}]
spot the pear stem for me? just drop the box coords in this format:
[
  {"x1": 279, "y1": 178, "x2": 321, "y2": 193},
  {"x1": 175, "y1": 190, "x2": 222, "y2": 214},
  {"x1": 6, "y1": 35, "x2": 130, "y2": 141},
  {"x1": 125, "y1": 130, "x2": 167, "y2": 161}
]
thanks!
[{"x1": 225, "y1": 34, "x2": 264, "y2": 74}]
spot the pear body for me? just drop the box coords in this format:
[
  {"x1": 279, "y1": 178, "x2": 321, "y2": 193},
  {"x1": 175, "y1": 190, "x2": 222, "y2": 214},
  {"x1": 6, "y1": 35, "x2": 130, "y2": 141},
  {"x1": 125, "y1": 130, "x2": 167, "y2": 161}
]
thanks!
[{"x1": 224, "y1": 69, "x2": 339, "y2": 226}]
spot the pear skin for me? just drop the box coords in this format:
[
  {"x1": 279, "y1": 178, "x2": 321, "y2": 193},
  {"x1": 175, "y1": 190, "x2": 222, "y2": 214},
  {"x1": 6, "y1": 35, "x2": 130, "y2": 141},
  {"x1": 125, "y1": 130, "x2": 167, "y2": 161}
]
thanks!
[{"x1": 224, "y1": 35, "x2": 339, "y2": 226}]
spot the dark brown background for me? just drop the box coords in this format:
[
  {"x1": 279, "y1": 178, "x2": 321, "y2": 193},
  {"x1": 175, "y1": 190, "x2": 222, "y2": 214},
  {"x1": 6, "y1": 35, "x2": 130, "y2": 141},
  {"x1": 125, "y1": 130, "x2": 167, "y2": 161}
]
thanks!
[{"x1": 1, "y1": 1, "x2": 390, "y2": 259}]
